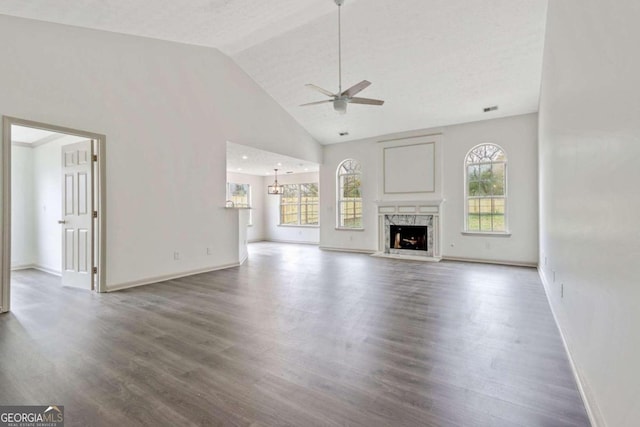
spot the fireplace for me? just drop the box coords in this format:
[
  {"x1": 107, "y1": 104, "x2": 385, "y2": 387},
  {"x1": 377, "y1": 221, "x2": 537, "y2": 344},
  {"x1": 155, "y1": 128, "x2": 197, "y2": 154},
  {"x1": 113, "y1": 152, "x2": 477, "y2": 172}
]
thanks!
[
  {"x1": 375, "y1": 201, "x2": 442, "y2": 261},
  {"x1": 389, "y1": 225, "x2": 428, "y2": 251},
  {"x1": 383, "y1": 214, "x2": 435, "y2": 258}
]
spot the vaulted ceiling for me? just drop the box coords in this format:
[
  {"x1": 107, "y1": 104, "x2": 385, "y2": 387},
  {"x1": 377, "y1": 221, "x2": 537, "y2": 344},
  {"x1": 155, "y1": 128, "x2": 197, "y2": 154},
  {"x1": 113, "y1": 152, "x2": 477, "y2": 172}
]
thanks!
[{"x1": 0, "y1": 0, "x2": 548, "y2": 144}]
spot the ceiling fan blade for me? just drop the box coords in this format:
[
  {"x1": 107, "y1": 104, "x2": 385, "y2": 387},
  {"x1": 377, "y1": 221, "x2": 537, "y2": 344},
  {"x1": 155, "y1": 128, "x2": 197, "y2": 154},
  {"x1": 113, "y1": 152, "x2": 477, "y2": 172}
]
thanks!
[
  {"x1": 341, "y1": 80, "x2": 371, "y2": 97},
  {"x1": 300, "y1": 100, "x2": 333, "y2": 107},
  {"x1": 305, "y1": 84, "x2": 335, "y2": 97},
  {"x1": 349, "y1": 97, "x2": 385, "y2": 106}
]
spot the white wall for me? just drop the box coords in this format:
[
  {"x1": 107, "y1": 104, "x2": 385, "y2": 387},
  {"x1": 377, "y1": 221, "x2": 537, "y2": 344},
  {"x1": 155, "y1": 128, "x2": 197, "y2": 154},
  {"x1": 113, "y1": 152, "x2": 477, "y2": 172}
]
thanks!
[
  {"x1": 320, "y1": 140, "x2": 379, "y2": 252},
  {"x1": 443, "y1": 115, "x2": 538, "y2": 264},
  {"x1": 10, "y1": 146, "x2": 35, "y2": 268},
  {"x1": 538, "y1": 1, "x2": 640, "y2": 425},
  {"x1": 320, "y1": 114, "x2": 539, "y2": 264},
  {"x1": 0, "y1": 15, "x2": 321, "y2": 290},
  {"x1": 265, "y1": 172, "x2": 320, "y2": 244},
  {"x1": 226, "y1": 171, "x2": 265, "y2": 242}
]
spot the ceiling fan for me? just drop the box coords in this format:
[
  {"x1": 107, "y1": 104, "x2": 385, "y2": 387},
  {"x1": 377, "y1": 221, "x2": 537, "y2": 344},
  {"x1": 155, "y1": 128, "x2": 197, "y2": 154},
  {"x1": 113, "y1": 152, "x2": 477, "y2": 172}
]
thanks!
[{"x1": 300, "y1": 0, "x2": 384, "y2": 114}]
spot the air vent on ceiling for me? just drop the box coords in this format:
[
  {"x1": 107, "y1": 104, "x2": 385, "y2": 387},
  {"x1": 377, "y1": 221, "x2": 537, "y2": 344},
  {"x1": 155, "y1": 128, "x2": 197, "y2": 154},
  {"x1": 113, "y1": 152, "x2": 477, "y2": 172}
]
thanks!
[{"x1": 483, "y1": 105, "x2": 498, "y2": 113}]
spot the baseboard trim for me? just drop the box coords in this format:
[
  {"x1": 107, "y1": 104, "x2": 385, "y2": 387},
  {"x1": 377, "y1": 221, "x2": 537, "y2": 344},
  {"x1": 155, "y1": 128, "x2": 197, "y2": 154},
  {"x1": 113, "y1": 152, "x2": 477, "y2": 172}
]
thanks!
[
  {"x1": 538, "y1": 267, "x2": 603, "y2": 427},
  {"x1": 442, "y1": 256, "x2": 537, "y2": 268},
  {"x1": 107, "y1": 263, "x2": 240, "y2": 293},
  {"x1": 10, "y1": 263, "x2": 36, "y2": 271},
  {"x1": 239, "y1": 253, "x2": 248, "y2": 265},
  {"x1": 319, "y1": 246, "x2": 376, "y2": 254},
  {"x1": 12, "y1": 264, "x2": 62, "y2": 276}
]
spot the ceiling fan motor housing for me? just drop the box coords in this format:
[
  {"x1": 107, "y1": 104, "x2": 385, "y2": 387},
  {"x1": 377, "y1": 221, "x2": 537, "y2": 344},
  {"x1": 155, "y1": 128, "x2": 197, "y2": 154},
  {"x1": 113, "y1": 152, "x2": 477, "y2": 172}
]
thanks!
[{"x1": 335, "y1": 0, "x2": 345, "y2": 6}]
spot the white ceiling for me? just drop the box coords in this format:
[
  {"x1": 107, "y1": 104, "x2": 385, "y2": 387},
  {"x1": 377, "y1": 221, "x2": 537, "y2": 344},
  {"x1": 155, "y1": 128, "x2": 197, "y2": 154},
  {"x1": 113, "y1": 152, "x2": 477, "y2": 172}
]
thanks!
[
  {"x1": 11, "y1": 125, "x2": 89, "y2": 146},
  {"x1": 11, "y1": 126, "x2": 59, "y2": 144},
  {"x1": 0, "y1": 0, "x2": 548, "y2": 144},
  {"x1": 227, "y1": 142, "x2": 319, "y2": 176}
]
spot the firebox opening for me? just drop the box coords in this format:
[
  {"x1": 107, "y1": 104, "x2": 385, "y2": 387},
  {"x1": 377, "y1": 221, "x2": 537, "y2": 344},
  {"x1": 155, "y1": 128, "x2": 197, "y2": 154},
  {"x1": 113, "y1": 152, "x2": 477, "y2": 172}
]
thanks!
[{"x1": 389, "y1": 225, "x2": 428, "y2": 251}]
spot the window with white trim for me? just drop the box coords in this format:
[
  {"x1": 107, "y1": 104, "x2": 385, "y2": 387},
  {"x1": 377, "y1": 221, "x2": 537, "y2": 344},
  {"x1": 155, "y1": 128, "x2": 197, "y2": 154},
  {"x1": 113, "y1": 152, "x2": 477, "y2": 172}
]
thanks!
[
  {"x1": 227, "y1": 182, "x2": 252, "y2": 225},
  {"x1": 337, "y1": 159, "x2": 362, "y2": 229},
  {"x1": 465, "y1": 144, "x2": 507, "y2": 232},
  {"x1": 280, "y1": 183, "x2": 319, "y2": 226}
]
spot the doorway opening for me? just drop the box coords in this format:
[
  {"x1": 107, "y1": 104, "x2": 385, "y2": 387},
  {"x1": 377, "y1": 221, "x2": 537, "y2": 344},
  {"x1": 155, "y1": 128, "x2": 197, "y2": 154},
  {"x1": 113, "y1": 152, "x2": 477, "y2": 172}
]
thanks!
[{"x1": 1, "y1": 117, "x2": 106, "y2": 313}]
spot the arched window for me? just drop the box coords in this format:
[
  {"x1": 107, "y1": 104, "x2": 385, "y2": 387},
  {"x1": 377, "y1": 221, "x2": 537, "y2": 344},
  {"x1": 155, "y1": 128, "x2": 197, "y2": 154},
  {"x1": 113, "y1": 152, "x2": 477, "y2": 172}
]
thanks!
[
  {"x1": 465, "y1": 144, "x2": 507, "y2": 232},
  {"x1": 337, "y1": 159, "x2": 362, "y2": 228}
]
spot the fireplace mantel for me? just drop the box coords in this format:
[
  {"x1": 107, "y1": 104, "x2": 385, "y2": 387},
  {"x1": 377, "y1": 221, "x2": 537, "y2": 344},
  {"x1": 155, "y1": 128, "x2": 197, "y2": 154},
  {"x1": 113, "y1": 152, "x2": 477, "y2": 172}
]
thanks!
[
  {"x1": 373, "y1": 200, "x2": 444, "y2": 262},
  {"x1": 374, "y1": 199, "x2": 444, "y2": 207}
]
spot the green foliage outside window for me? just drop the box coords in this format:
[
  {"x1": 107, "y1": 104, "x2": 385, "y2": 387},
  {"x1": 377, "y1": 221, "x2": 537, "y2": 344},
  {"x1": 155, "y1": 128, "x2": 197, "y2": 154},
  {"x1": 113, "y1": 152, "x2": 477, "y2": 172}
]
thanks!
[
  {"x1": 465, "y1": 145, "x2": 507, "y2": 232},
  {"x1": 337, "y1": 159, "x2": 363, "y2": 228}
]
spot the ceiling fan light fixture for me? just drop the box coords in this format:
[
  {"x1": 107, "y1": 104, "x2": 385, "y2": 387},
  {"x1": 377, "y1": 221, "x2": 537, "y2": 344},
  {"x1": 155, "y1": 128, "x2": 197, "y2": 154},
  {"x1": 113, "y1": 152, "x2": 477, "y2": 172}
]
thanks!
[
  {"x1": 333, "y1": 98, "x2": 348, "y2": 114},
  {"x1": 300, "y1": 0, "x2": 385, "y2": 114}
]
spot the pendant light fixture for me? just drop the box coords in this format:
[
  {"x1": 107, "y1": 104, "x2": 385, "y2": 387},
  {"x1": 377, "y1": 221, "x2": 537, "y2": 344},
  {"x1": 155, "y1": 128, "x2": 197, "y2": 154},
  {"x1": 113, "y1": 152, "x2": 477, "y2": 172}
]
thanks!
[{"x1": 267, "y1": 169, "x2": 284, "y2": 195}]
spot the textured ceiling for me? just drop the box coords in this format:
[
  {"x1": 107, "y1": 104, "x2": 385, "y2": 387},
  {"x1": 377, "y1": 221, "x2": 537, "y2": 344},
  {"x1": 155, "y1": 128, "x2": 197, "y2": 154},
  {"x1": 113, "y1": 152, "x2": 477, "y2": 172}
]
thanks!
[{"x1": 0, "y1": 0, "x2": 548, "y2": 145}]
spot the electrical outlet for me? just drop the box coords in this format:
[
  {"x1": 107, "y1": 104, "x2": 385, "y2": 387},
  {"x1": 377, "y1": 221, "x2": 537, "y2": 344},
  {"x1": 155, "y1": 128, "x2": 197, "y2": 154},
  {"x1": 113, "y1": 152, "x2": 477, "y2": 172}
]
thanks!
[{"x1": 173, "y1": 252, "x2": 180, "y2": 261}]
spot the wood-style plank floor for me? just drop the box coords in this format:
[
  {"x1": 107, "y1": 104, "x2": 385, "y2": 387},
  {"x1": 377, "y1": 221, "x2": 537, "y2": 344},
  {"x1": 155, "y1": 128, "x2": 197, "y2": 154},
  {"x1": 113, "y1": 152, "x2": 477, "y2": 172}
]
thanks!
[{"x1": 1, "y1": 243, "x2": 589, "y2": 426}]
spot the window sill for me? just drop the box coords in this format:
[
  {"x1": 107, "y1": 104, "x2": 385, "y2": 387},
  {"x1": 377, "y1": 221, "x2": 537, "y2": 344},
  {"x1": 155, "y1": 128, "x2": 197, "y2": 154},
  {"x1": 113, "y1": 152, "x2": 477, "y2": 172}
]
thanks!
[
  {"x1": 278, "y1": 224, "x2": 319, "y2": 228},
  {"x1": 461, "y1": 231, "x2": 511, "y2": 237},
  {"x1": 335, "y1": 227, "x2": 365, "y2": 232}
]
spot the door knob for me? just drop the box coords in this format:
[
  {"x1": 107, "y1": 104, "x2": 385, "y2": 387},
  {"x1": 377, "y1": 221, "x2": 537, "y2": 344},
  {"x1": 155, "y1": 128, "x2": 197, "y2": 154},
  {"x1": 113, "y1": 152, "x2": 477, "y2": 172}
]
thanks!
[{"x1": 58, "y1": 220, "x2": 66, "y2": 224}]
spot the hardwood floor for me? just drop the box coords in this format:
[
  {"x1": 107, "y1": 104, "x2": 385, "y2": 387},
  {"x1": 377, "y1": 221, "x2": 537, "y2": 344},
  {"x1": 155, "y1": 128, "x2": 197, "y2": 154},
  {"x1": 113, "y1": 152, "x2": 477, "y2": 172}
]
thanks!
[{"x1": 1, "y1": 243, "x2": 589, "y2": 426}]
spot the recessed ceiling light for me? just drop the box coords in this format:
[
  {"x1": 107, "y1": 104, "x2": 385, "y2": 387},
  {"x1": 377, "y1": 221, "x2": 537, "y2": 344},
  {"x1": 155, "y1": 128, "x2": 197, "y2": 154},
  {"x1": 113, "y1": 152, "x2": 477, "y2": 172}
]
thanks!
[
  {"x1": 304, "y1": 168, "x2": 309, "y2": 171},
  {"x1": 237, "y1": 168, "x2": 242, "y2": 171},
  {"x1": 241, "y1": 155, "x2": 248, "y2": 160},
  {"x1": 277, "y1": 162, "x2": 282, "y2": 166}
]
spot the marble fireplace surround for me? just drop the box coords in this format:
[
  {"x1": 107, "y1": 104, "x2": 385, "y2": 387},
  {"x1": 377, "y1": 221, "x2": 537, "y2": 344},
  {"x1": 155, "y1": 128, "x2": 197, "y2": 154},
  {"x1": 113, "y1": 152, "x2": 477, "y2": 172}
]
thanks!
[{"x1": 373, "y1": 200, "x2": 443, "y2": 261}]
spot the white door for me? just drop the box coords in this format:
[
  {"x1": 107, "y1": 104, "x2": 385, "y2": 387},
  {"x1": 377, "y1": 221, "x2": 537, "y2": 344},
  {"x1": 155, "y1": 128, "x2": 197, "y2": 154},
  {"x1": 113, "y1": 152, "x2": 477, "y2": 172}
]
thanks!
[{"x1": 61, "y1": 140, "x2": 93, "y2": 289}]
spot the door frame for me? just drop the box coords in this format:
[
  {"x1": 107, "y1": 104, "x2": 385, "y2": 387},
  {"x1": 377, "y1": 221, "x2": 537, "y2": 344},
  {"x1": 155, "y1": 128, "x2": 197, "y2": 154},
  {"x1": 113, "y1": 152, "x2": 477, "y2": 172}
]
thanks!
[{"x1": 1, "y1": 116, "x2": 107, "y2": 313}]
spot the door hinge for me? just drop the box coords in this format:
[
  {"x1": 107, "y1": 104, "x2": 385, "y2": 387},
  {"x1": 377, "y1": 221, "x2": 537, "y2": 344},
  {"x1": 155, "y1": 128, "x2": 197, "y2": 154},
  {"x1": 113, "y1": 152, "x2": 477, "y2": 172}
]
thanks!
[
  {"x1": 92, "y1": 267, "x2": 98, "y2": 275},
  {"x1": 92, "y1": 211, "x2": 98, "y2": 218},
  {"x1": 92, "y1": 155, "x2": 98, "y2": 162}
]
